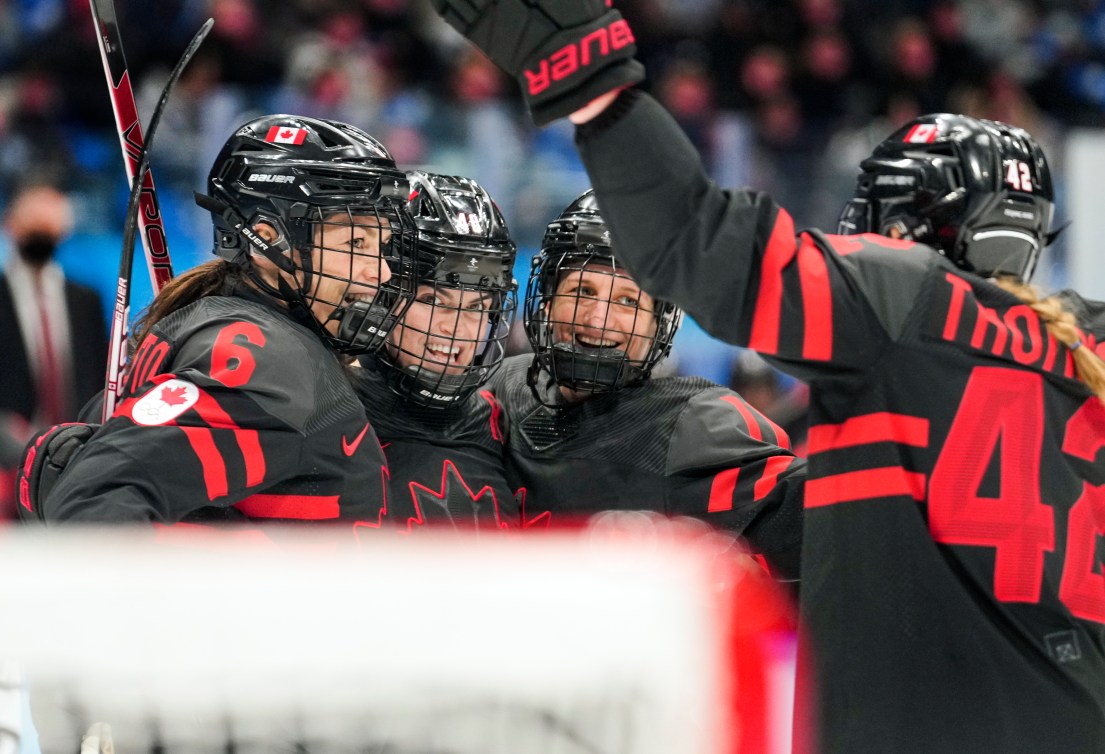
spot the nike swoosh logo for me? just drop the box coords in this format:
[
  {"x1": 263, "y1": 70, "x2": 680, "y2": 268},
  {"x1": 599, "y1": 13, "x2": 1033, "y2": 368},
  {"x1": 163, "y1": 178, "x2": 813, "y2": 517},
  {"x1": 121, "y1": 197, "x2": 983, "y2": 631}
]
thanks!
[{"x1": 342, "y1": 422, "x2": 371, "y2": 457}]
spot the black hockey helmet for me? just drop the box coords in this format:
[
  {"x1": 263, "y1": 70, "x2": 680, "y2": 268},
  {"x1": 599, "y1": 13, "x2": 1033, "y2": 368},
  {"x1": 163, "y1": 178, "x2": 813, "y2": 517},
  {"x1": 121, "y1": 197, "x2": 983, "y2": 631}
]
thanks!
[
  {"x1": 373, "y1": 170, "x2": 517, "y2": 407},
  {"x1": 524, "y1": 189, "x2": 682, "y2": 396},
  {"x1": 838, "y1": 113, "x2": 1055, "y2": 281},
  {"x1": 197, "y1": 114, "x2": 418, "y2": 354}
]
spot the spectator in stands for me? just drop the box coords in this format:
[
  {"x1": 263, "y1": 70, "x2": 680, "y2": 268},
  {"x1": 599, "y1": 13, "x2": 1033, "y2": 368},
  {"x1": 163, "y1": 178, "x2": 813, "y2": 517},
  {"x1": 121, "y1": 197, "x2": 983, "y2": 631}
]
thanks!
[
  {"x1": 0, "y1": 183, "x2": 107, "y2": 518},
  {"x1": 0, "y1": 183, "x2": 107, "y2": 432}
]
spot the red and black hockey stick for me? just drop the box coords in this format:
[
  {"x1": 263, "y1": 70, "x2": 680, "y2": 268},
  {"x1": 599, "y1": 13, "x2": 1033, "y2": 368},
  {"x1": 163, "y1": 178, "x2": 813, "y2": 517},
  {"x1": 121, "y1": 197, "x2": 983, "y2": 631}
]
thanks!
[
  {"x1": 90, "y1": 0, "x2": 174, "y2": 293},
  {"x1": 96, "y1": 11, "x2": 214, "y2": 420}
]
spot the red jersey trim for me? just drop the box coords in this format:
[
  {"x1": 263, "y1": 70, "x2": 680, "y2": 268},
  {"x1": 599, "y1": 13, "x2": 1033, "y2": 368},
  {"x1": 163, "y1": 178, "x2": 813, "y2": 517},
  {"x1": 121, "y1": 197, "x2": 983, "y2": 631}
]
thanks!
[
  {"x1": 749, "y1": 209, "x2": 797, "y2": 355},
  {"x1": 807, "y1": 412, "x2": 930, "y2": 453},
  {"x1": 806, "y1": 467, "x2": 927, "y2": 508},
  {"x1": 797, "y1": 236, "x2": 833, "y2": 360},
  {"x1": 235, "y1": 494, "x2": 341, "y2": 519}
]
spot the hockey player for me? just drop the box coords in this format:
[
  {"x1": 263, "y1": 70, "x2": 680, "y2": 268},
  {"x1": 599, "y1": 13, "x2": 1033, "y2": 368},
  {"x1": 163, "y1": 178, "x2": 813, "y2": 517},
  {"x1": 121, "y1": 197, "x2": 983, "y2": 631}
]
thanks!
[
  {"x1": 490, "y1": 190, "x2": 805, "y2": 579},
  {"x1": 18, "y1": 115, "x2": 418, "y2": 527},
  {"x1": 430, "y1": 3, "x2": 1105, "y2": 752},
  {"x1": 353, "y1": 171, "x2": 519, "y2": 531}
]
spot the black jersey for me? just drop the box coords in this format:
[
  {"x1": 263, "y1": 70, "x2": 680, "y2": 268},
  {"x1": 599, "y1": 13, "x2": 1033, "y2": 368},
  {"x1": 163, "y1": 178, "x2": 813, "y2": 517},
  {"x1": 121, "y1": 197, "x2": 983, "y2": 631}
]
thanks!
[
  {"x1": 41, "y1": 294, "x2": 388, "y2": 531},
  {"x1": 489, "y1": 355, "x2": 805, "y2": 579},
  {"x1": 352, "y1": 364, "x2": 519, "y2": 531},
  {"x1": 577, "y1": 91, "x2": 1105, "y2": 752}
]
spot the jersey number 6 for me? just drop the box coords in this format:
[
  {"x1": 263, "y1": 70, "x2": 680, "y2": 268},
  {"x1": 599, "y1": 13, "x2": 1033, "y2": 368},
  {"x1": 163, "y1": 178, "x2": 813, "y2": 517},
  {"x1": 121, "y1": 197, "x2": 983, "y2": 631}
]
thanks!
[{"x1": 210, "y1": 322, "x2": 266, "y2": 388}]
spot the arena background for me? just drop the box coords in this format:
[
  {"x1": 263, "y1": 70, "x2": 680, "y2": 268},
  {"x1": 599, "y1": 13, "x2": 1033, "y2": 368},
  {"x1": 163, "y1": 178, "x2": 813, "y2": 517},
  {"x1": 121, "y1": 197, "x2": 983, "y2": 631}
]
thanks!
[{"x1": 1, "y1": 0, "x2": 1103, "y2": 401}]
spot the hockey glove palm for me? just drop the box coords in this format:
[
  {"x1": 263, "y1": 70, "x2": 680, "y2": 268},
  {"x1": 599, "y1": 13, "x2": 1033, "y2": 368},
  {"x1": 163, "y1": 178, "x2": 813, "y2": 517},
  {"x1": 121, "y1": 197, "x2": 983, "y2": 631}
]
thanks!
[
  {"x1": 16, "y1": 423, "x2": 97, "y2": 522},
  {"x1": 432, "y1": 0, "x2": 644, "y2": 125}
]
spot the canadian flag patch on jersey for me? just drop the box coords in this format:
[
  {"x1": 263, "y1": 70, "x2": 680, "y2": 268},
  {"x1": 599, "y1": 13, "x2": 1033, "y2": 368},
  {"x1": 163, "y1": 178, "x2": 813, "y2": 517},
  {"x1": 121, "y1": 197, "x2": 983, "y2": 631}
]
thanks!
[
  {"x1": 265, "y1": 126, "x2": 308, "y2": 145},
  {"x1": 131, "y1": 379, "x2": 200, "y2": 426}
]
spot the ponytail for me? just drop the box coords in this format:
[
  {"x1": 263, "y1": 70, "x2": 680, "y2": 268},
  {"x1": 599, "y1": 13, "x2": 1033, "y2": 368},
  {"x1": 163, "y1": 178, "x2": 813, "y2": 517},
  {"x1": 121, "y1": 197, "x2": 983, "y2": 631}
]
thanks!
[
  {"x1": 993, "y1": 276, "x2": 1105, "y2": 405},
  {"x1": 130, "y1": 260, "x2": 237, "y2": 351}
]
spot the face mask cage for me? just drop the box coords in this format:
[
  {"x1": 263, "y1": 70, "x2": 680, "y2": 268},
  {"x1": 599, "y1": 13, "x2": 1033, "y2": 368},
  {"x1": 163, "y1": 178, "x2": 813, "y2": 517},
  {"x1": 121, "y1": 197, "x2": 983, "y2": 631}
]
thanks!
[
  {"x1": 293, "y1": 201, "x2": 419, "y2": 355},
  {"x1": 380, "y1": 277, "x2": 518, "y2": 407},
  {"x1": 524, "y1": 248, "x2": 680, "y2": 396},
  {"x1": 839, "y1": 151, "x2": 968, "y2": 242}
]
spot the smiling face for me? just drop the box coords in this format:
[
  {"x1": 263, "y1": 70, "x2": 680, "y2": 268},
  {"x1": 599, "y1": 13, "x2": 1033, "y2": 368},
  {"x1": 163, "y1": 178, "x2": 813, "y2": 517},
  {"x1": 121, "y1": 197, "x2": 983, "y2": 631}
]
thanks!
[
  {"x1": 387, "y1": 283, "x2": 493, "y2": 375},
  {"x1": 548, "y1": 263, "x2": 658, "y2": 364},
  {"x1": 303, "y1": 211, "x2": 396, "y2": 333}
]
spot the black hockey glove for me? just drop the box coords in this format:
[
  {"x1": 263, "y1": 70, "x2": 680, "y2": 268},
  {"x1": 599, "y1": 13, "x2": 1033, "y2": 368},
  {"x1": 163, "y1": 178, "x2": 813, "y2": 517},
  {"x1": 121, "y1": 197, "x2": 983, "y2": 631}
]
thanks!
[
  {"x1": 15, "y1": 422, "x2": 98, "y2": 522},
  {"x1": 431, "y1": 0, "x2": 645, "y2": 125}
]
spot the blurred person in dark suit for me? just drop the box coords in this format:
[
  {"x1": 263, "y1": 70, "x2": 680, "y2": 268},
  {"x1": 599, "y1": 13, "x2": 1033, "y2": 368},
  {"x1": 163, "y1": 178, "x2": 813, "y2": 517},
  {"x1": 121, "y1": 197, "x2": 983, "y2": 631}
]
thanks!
[{"x1": 0, "y1": 183, "x2": 107, "y2": 517}]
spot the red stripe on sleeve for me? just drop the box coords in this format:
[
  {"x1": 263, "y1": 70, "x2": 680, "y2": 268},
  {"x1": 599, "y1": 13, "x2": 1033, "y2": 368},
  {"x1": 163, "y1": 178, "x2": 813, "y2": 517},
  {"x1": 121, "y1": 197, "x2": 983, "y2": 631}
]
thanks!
[
  {"x1": 180, "y1": 426, "x2": 228, "y2": 500},
  {"x1": 754, "y1": 455, "x2": 795, "y2": 502},
  {"x1": 190, "y1": 391, "x2": 266, "y2": 489},
  {"x1": 235, "y1": 494, "x2": 341, "y2": 520},
  {"x1": 720, "y1": 395, "x2": 763, "y2": 442},
  {"x1": 749, "y1": 209, "x2": 797, "y2": 355},
  {"x1": 236, "y1": 430, "x2": 266, "y2": 487},
  {"x1": 805, "y1": 467, "x2": 927, "y2": 508},
  {"x1": 708, "y1": 468, "x2": 741, "y2": 512},
  {"x1": 807, "y1": 412, "x2": 930, "y2": 453},
  {"x1": 191, "y1": 391, "x2": 238, "y2": 428},
  {"x1": 797, "y1": 236, "x2": 832, "y2": 360}
]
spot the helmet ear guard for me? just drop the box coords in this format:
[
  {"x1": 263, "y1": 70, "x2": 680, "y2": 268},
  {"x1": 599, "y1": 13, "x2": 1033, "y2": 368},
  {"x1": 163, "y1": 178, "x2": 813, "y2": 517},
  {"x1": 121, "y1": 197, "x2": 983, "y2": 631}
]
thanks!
[
  {"x1": 194, "y1": 191, "x2": 295, "y2": 273},
  {"x1": 840, "y1": 113, "x2": 1056, "y2": 281}
]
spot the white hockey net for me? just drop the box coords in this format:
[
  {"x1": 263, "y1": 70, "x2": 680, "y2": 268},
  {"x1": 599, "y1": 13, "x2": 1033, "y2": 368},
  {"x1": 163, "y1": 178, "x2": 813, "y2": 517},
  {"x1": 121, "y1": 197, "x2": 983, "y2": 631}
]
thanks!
[{"x1": 0, "y1": 515, "x2": 796, "y2": 754}]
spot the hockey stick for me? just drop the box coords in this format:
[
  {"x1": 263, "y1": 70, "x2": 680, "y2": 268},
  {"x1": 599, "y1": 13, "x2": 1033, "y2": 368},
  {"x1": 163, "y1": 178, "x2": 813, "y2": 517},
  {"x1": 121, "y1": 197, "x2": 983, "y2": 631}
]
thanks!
[
  {"x1": 89, "y1": 0, "x2": 175, "y2": 293},
  {"x1": 100, "y1": 18, "x2": 214, "y2": 422}
]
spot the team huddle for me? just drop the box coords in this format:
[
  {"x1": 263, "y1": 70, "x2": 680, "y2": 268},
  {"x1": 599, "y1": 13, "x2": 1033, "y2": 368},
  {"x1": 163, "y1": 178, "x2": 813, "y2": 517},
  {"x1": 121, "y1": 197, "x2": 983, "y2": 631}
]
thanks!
[{"x1": 13, "y1": 0, "x2": 1105, "y2": 750}]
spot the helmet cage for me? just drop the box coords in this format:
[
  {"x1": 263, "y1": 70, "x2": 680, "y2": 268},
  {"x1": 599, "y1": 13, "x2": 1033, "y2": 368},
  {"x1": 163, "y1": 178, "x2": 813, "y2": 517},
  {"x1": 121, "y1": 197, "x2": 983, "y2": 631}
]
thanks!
[
  {"x1": 376, "y1": 172, "x2": 519, "y2": 407},
  {"x1": 205, "y1": 115, "x2": 419, "y2": 354},
  {"x1": 382, "y1": 278, "x2": 518, "y2": 407},
  {"x1": 524, "y1": 230, "x2": 682, "y2": 396},
  {"x1": 838, "y1": 114, "x2": 1055, "y2": 281}
]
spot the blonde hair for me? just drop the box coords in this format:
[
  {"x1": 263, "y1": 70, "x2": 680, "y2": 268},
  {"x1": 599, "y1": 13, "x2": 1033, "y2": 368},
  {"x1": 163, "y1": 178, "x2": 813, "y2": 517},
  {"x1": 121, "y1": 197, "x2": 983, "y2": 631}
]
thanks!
[{"x1": 993, "y1": 276, "x2": 1105, "y2": 405}]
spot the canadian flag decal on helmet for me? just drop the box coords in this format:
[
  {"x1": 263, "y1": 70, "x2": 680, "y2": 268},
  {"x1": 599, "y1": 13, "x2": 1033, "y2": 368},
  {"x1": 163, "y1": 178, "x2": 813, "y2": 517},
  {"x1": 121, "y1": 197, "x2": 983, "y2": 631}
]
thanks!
[
  {"x1": 265, "y1": 126, "x2": 308, "y2": 145},
  {"x1": 904, "y1": 124, "x2": 939, "y2": 144}
]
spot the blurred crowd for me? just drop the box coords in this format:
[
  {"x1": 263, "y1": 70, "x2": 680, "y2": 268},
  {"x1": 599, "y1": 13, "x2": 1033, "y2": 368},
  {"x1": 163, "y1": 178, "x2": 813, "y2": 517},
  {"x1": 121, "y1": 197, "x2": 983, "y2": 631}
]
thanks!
[{"x1": 0, "y1": 0, "x2": 1102, "y2": 434}]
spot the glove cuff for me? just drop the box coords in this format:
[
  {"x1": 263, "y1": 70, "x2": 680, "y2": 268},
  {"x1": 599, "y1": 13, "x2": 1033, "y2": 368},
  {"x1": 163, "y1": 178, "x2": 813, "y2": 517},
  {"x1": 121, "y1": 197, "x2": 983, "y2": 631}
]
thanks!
[
  {"x1": 574, "y1": 86, "x2": 643, "y2": 141},
  {"x1": 519, "y1": 11, "x2": 645, "y2": 126}
]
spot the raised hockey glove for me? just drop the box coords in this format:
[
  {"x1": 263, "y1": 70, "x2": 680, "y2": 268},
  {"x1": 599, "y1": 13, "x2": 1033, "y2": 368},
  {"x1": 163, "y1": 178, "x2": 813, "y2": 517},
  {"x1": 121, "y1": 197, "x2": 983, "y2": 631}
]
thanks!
[
  {"x1": 431, "y1": 0, "x2": 645, "y2": 126},
  {"x1": 15, "y1": 422, "x2": 98, "y2": 522}
]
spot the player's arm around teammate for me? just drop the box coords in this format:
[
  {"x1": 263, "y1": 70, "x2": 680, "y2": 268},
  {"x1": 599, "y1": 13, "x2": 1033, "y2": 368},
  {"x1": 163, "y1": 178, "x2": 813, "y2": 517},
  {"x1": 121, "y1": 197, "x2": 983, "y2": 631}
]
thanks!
[{"x1": 20, "y1": 116, "x2": 418, "y2": 526}]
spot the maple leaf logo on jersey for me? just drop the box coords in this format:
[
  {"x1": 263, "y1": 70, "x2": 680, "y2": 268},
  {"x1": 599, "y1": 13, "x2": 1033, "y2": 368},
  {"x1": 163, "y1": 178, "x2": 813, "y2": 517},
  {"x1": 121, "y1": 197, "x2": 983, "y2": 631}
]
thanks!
[
  {"x1": 407, "y1": 460, "x2": 510, "y2": 532},
  {"x1": 131, "y1": 378, "x2": 200, "y2": 426},
  {"x1": 160, "y1": 385, "x2": 189, "y2": 406},
  {"x1": 516, "y1": 486, "x2": 550, "y2": 530}
]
